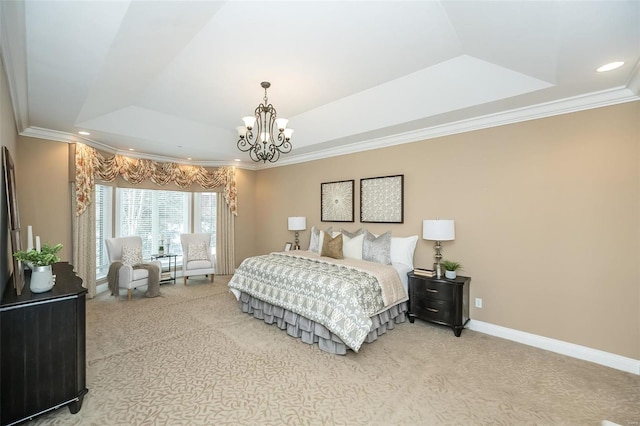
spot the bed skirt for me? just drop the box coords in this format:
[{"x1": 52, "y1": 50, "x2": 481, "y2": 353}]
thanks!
[{"x1": 237, "y1": 292, "x2": 408, "y2": 355}]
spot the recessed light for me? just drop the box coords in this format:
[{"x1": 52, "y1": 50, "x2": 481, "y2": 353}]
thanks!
[
  {"x1": 597, "y1": 61, "x2": 624, "y2": 72},
  {"x1": 78, "y1": 131, "x2": 90, "y2": 135},
  {"x1": 187, "y1": 157, "x2": 192, "y2": 160},
  {"x1": 234, "y1": 159, "x2": 241, "y2": 162},
  {"x1": 128, "y1": 148, "x2": 134, "y2": 151}
]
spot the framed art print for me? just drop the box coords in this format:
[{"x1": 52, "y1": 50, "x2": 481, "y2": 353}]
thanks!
[
  {"x1": 3, "y1": 146, "x2": 20, "y2": 230},
  {"x1": 360, "y1": 174, "x2": 404, "y2": 223},
  {"x1": 321, "y1": 179, "x2": 354, "y2": 222},
  {"x1": 10, "y1": 229, "x2": 24, "y2": 295}
]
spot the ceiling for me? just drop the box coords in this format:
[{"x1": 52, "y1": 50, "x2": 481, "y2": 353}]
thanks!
[{"x1": 1, "y1": 1, "x2": 639, "y2": 169}]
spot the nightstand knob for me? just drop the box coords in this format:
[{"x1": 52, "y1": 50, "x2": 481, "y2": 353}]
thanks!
[
  {"x1": 426, "y1": 288, "x2": 438, "y2": 293},
  {"x1": 427, "y1": 308, "x2": 439, "y2": 313}
]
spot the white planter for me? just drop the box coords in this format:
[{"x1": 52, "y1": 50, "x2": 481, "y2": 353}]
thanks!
[
  {"x1": 445, "y1": 270, "x2": 457, "y2": 279},
  {"x1": 30, "y1": 265, "x2": 55, "y2": 293}
]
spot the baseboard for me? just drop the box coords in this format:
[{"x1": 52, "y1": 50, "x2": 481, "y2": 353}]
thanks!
[{"x1": 468, "y1": 320, "x2": 640, "y2": 375}]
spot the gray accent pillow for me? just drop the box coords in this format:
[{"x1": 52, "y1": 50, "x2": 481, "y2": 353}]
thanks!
[
  {"x1": 362, "y1": 230, "x2": 392, "y2": 265},
  {"x1": 309, "y1": 226, "x2": 333, "y2": 253}
]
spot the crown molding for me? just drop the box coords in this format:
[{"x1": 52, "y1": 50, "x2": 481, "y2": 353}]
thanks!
[
  {"x1": 16, "y1": 85, "x2": 639, "y2": 171},
  {"x1": 263, "y1": 85, "x2": 639, "y2": 169},
  {"x1": 19, "y1": 126, "x2": 254, "y2": 169},
  {"x1": 0, "y1": 0, "x2": 28, "y2": 134}
]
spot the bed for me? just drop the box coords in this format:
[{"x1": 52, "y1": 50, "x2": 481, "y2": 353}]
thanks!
[{"x1": 228, "y1": 228, "x2": 417, "y2": 354}]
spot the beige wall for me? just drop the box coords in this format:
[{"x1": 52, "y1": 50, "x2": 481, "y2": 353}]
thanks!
[
  {"x1": 16, "y1": 137, "x2": 72, "y2": 262},
  {"x1": 233, "y1": 167, "x2": 258, "y2": 263},
  {"x1": 8, "y1": 101, "x2": 639, "y2": 361},
  {"x1": 253, "y1": 102, "x2": 640, "y2": 360}
]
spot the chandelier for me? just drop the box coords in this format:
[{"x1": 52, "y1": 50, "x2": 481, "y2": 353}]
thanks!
[{"x1": 236, "y1": 81, "x2": 293, "y2": 163}]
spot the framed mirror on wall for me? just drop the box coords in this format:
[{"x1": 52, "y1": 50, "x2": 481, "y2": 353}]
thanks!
[{"x1": 3, "y1": 146, "x2": 24, "y2": 295}]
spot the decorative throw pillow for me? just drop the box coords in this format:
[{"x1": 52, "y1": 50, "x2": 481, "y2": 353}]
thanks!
[
  {"x1": 390, "y1": 235, "x2": 419, "y2": 268},
  {"x1": 341, "y1": 228, "x2": 363, "y2": 239},
  {"x1": 321, "y1": 233, "x2": 344, "y2": 259},
  {"x1": 188, "y1": 242, "x2": 209, "y2": 261},
  {"x1": 342, "y1": 233, "x2": 364, "y2": 260},
  {"x1": 362, "y1": 230, "x2": 392, "y2": 265},
  {"x1": 121, "y1": 245, "x2": 143, "y2": 266},
  {"x1": 309, "y1": 226, "x2": 333, "y2": 253}
]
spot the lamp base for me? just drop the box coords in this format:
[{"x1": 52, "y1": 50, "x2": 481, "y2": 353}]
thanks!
[{"x1": 433, "y1": 262, "x2": 443, "y2": 279}]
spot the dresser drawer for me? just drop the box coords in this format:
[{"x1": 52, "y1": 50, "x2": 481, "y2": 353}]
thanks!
[
  {"x1": 412, "y1": 299, "x2": 453, "y2": 324},
  {"x1": 411, "y1": 279, "x2": 455, "y2": 302}
]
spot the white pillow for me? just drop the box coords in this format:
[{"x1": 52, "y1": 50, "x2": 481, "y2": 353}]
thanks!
[
  {"x1": 342, "y1": 233, "x2": 364, "y2": 260},
  {"x1": 121, "y1": 245, "x2": 142, "y2": 266},
  {"x1": 390, "y1": 235, "x2": 418, "y2": 268}
]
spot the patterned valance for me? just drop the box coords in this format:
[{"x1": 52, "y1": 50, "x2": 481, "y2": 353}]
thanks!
[{"x1": 74, "y1": 143, "x2": 237, "y2": 216}]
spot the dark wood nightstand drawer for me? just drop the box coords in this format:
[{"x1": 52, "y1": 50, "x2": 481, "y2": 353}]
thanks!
[
  {"x1": 412, "y1": 299, "x2": 453, "y2": 324},
  {"x1": 411, "y1": 279, "x2": 455, "y2": 302}
]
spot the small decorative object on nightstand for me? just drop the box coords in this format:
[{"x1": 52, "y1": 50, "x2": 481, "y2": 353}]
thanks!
[
  {"x1": 441, "y1": 260, "x2": 462, "y2": 279},
  {"x1": 407, "y1": 271, "x2": 470, "y2": 337}
]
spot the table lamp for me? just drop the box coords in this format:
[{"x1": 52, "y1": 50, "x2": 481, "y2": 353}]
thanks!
[
  {"x1": 422, "y1": 219, "x2": 455, "y2": 279},
  {"x1": 288, "y1": 216, "x2": 307, "y2": 250}
]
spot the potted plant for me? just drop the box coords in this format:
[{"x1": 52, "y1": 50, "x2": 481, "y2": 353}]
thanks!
[
  {"x1": 441, "y1": 260, "x2": 462, "y2": 279},
  {"x1": 13, "y1": 243, "x2": 63, "y2": 293}
]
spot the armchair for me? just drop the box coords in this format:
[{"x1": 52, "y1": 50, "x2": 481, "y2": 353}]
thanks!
[
  {"x1": 180, "y1": 233, "x2": 215, "y2": 285},
  {"x1": 105, "y1": 236, "x2": 162, "y2": 300}
]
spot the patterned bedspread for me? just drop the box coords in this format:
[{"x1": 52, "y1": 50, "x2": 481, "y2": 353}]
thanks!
[{"x1": 228, "y1": 251, "x2": 407, "y2": 352}]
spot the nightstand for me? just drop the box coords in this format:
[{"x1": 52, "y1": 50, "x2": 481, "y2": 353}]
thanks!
[{"x1": 407, "y1": 272, "x2": 471, "y2": 337}]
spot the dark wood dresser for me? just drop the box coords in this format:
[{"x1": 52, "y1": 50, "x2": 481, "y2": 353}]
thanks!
[
  {"x1": 407, "y1": 272, "x2": 470, "y2": 337},
  {"x1": 1, "y1": 262, "x2": 87, "y2": 425}
]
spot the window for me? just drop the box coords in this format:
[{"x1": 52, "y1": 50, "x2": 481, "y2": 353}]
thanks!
[
  {"x1": 95, "y1": 184, "x2": 113, "y2": 279},
  {"x1": 116, "y1": 188, "x2": 190, "y2": 258},
  {"x1": 95, "y1": 187, "x2": 218, "y2": 279},
  {"x1": 194, "y1": 192, "x2": 217, "y2": 252}
]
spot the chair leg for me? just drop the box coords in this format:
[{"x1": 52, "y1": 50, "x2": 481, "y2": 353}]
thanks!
[
  {"x1": 210, "y1": 274, "x2": 214, "y2": 283},
  {"x1": 183, "y1": 276, "x2": 187, "y2": 286},
  {"x1": 127, "y1": 289, "x2": 132, "y2": 300}
]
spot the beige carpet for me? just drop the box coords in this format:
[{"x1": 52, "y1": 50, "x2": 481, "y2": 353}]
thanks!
[{"x1": 33, "y1": 276, "x2": 639, "y2": 425}]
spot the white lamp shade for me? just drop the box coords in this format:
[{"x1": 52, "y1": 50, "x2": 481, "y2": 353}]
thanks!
[
  {"x1": 423, "y1": 219, "x2": 455, "y2": 241},
  {"x1": 275, "y1": 118, "x2": 288, "y2": 131},
  {"x1": 236, "y1": 126, "x2": 247, "y2": 137},
  {"x1": 242, "y1": 116, "x2": 256, "y2": 129},
  {"x1": 283, "y1": 128, "x2": 294, "y2": 139},
  {"x1": 288, "y1": 216, "x2": 307, "y2": 231}
]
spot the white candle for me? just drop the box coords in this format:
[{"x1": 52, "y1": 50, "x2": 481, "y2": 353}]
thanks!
[
  {"x1": 35, "y1": 236, "x2": 41, "y2": 252},
  {"x1": 27, "y1": 226, "x2": 34, "y2": 251}
]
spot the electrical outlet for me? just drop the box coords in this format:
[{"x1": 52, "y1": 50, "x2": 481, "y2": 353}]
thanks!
[{"x1": 475, "y1": 298, "x2": 483, "y2": 308}]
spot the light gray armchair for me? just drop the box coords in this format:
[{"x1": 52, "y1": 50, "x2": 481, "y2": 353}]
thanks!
[
  {"x1": 180, "y1": 233, "x2": 215, "y2": 285},
  {"x1": 105, "y1": 236, "x2": 162, "y2": 300}
]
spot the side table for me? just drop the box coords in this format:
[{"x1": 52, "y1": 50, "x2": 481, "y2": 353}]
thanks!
[
  {"x1": 151, "y1": 253, "x2": 177, "y2": 285},
  {"x1": 407, "y1": 272, "x2": 471, "y2": 337}
]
